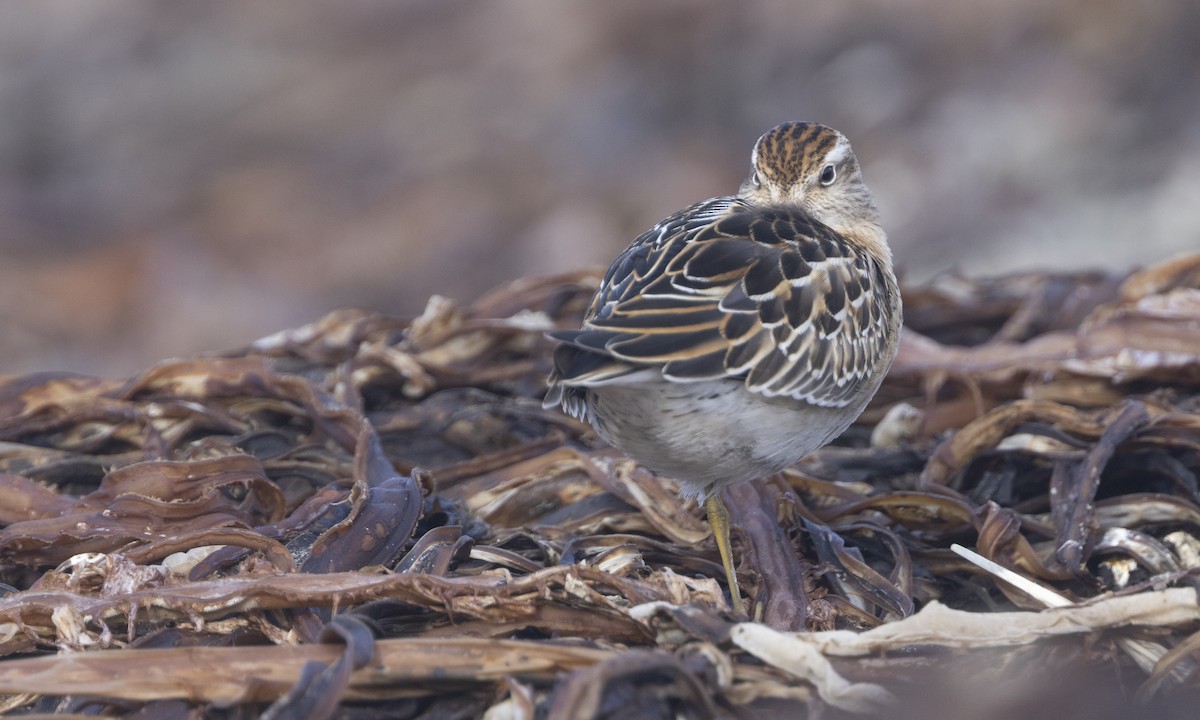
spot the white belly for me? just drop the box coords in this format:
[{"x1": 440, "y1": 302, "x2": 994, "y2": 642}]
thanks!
[{"x1": 585, "y1": 377, "x2": 870, "y2": 500}]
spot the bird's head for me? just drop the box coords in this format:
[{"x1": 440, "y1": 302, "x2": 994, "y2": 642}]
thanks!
[{"x1": 740, "y1": 122, "x2": 883, "y2": 246}]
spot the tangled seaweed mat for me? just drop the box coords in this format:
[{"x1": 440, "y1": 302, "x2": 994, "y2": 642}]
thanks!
[{"x1": 2, "y1": 255, "x2": 1200, "y2": 718}]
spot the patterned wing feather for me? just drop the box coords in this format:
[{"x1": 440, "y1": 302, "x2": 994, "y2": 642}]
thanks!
[{"x1": 548, "y1": 198, "x2": 898, "y2": 409}]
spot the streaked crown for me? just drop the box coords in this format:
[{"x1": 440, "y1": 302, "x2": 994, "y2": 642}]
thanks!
[{"x1": 750, "y1": 122, "x2": 852, "y2": 190}]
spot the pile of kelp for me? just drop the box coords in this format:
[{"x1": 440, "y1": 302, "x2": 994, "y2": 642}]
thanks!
[{"x1": 1, "y1": 255, "x2": 1199, "y2": 719}]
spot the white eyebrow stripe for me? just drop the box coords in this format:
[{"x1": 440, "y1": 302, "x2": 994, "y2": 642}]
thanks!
[{"x1": 823, "y1": 138, "x2": 851, "y2": 165}]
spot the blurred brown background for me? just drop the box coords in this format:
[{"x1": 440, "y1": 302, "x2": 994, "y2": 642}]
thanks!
[{"x1": 1, "y1": 0, "x2": 1197, "y2": 377}]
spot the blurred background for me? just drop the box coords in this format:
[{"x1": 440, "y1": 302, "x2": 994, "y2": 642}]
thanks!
[{"x1": 1, "y1": 0, "x2": 1197, "y2": 377}]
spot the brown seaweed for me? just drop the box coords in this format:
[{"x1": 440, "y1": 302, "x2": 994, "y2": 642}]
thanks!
[{"x1": 0, "y1": 258, "x2": 1198, "y2": 717}]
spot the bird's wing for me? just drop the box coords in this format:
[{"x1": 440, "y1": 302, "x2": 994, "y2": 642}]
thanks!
[{"x1": 548, "y1": 197, "x2": 898, "y2": 408}]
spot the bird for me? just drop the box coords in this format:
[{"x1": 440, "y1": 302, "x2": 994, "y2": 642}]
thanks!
[{"x1": 544, "y1": 122, "x2": 902, "y2": 616}]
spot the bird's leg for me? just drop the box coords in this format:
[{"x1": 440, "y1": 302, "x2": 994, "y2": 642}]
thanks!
[{"x1": 704, "y1": 493, "x2": 745, "y2": 616}]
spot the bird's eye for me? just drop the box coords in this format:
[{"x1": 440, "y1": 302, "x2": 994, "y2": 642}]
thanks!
[
  {"x1": 819, "y1": 164, "x2": 837, "y2": 186},
  {"x1": 751, "y1": 170, "x2": 762, "y2": 187}
]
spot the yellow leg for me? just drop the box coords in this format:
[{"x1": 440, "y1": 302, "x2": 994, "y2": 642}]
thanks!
[{"x1": 705, "y1": 494, "x2": 745, "y2": 616}]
